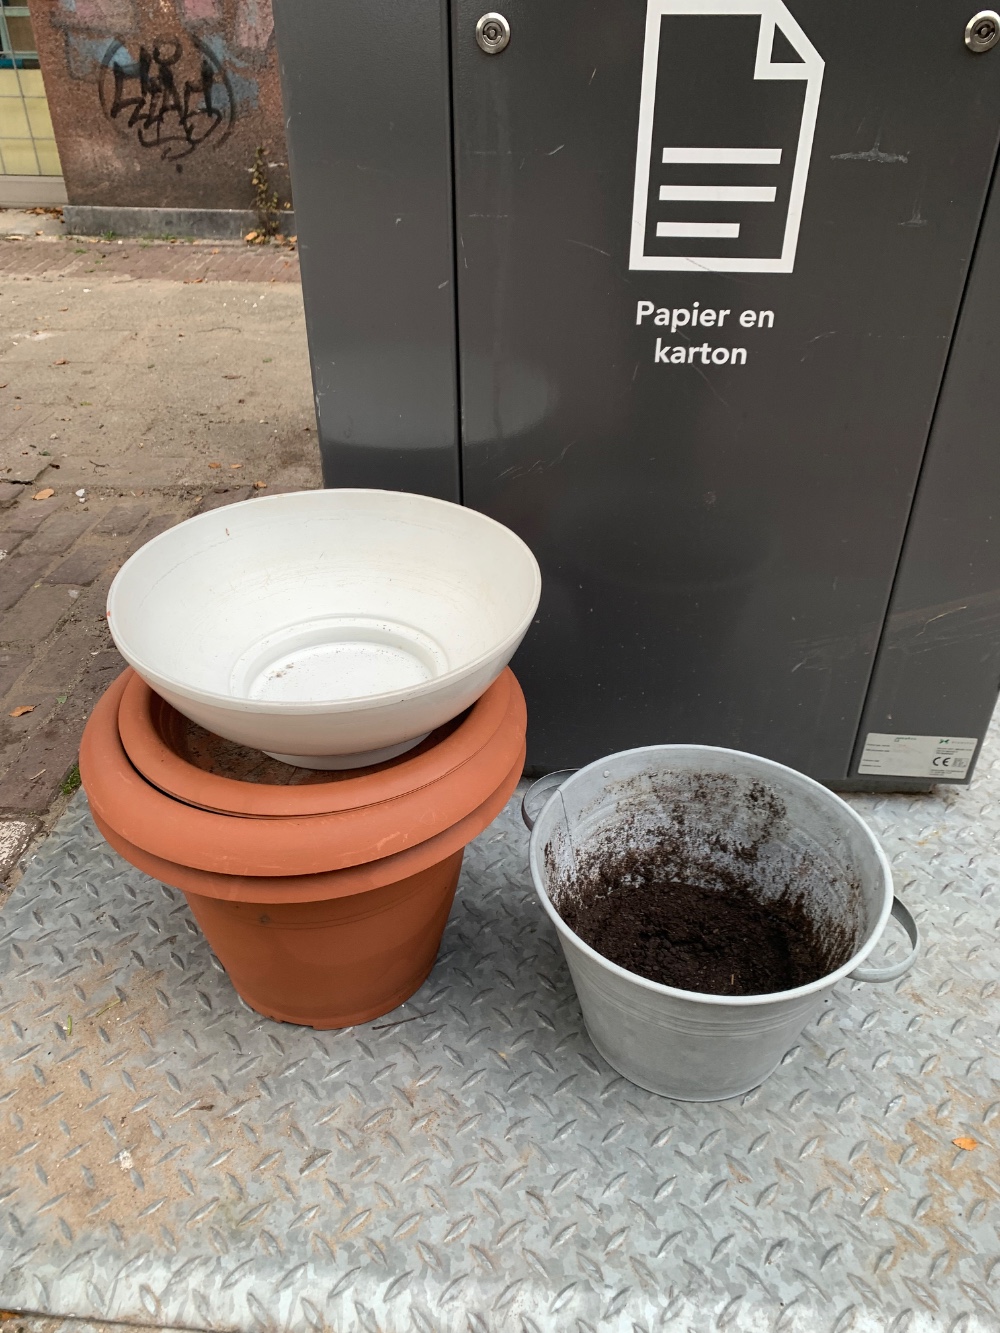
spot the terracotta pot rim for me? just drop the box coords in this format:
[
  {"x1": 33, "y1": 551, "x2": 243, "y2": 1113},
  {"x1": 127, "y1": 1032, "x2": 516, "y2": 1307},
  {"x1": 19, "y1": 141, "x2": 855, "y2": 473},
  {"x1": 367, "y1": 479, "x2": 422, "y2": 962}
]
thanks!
[
  {"x1": 81, "y1": 670, "x2": 526, "y2": 878},
  {"x1": 117, "y1": 667, "x2": 515, "y2": 818},
  {"x1": 91, "y1": 749, "x2": 523, "y2": 902}
]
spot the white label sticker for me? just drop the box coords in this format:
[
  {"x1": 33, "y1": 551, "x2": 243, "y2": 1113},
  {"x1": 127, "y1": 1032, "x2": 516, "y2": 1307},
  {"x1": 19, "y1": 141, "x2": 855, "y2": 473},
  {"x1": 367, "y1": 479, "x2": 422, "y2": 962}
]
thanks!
[{"x1": 858, "y1": 733, "x2": 979, "y2": 779}]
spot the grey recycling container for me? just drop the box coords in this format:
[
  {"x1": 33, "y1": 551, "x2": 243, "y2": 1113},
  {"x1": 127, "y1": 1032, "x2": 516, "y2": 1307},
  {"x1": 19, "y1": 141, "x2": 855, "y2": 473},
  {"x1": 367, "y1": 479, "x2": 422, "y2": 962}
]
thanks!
[{"x1": 274, "y1": 0, "x2": 1000, "y2": 789}]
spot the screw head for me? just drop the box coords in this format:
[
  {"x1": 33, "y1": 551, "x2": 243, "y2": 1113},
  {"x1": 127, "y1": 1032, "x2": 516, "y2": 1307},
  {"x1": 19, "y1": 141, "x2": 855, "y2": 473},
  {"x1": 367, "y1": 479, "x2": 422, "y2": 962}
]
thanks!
[
  {"x1": 476, "y1": 11, "x2": 511, "y2": 54},
  {"x1": 966, "y1": 9, "x2": 1000, "y2": 51}
]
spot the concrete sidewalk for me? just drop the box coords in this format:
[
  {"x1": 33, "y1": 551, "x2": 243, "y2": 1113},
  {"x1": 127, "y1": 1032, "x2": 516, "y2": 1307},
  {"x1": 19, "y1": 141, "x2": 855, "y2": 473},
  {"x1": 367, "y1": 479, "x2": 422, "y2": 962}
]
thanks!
[{"x1": 0, "y1": 222, "x2": 319, "y2": 891}]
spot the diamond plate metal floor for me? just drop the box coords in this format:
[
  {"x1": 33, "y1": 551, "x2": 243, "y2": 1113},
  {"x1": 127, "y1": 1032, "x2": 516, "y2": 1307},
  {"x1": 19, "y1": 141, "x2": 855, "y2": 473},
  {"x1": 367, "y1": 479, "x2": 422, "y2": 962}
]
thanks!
[{"x1": 2, "y1": 734, "x2": 1000, "y2": 1333}]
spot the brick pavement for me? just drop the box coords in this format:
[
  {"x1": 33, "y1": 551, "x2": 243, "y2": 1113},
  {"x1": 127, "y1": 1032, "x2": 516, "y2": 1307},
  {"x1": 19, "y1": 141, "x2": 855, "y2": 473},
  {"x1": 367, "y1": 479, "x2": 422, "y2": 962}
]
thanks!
[
  {"x1": 0, "y1": 234, "x2": 300, "y2": 285},
  {"x1": 1, "y1": 489, "x2": 194, "y2": 836},
  {"x1": 0, "y1": 232, "x2": 318, "y2": 892}
]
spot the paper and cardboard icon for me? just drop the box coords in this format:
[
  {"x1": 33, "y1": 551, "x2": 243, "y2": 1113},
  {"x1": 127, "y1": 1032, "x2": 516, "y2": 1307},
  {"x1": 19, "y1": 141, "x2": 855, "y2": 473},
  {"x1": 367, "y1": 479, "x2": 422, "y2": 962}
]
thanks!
[{"x1": 629, "y1": 0, "x2": 824, "y2": 273}]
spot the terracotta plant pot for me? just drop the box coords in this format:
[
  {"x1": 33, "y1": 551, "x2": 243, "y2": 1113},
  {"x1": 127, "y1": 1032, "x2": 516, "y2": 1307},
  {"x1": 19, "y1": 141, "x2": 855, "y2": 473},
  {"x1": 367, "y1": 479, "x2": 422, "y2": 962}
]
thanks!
[
  {"x1": 80, "y1": 670, "x2": 526, "y2": 1028},
  {"x1": 181, "y1": 854, "x2": 466, "y2": 1027}
]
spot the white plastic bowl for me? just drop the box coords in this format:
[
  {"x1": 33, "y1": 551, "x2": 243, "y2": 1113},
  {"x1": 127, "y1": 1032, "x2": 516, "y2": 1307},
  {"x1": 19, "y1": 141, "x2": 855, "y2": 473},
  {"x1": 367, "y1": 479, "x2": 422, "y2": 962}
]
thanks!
[{"x1": 107, "y1": 489, "x2": 541, "y2": 767}]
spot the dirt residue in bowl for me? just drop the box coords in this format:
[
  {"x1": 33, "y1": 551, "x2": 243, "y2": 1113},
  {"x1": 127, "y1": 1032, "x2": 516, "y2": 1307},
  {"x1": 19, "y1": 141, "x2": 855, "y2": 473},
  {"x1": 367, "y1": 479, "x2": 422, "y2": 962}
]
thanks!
[{"x1": 177, "y1": 710, "x2": 465, "y2": 785}]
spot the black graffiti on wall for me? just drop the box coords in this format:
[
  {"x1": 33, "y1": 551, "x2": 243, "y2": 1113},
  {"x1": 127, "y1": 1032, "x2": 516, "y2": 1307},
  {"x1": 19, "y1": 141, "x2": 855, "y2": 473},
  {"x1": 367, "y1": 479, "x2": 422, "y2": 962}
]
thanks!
[{"x1": 99, "y1": 35, "x2": 235, "y2": 160}]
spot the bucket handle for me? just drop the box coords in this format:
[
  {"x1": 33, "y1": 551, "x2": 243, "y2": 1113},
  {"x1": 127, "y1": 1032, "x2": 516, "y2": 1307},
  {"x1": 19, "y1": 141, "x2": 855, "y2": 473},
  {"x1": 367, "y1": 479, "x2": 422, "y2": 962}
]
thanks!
[
  {"x1": 848, "y1": 897, "x2": 920, "y2": 984},
  {"x1": 522, "y1": 769, "x2": 577, "y2": 831}
]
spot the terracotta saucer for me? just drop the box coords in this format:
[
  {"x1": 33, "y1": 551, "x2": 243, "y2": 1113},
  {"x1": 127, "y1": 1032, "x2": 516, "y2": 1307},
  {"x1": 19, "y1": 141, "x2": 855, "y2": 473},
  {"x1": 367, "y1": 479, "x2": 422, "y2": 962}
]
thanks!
[
  {"x1": 82, "y1": 670, "x2": 526, "y2": 877},
  {"x1": 90, "y1": 751, "x2": 522, "y2": 903},
  {"x1": 117, "y1": 666, "x2": 516, "y2": 817}
]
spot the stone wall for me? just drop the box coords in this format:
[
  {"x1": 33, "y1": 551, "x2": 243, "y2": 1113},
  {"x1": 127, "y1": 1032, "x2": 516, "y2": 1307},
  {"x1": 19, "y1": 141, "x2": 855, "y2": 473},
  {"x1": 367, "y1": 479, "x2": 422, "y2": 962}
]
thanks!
[{"x1": 28, "y1": 0, "x2": 290, "y2": 211}]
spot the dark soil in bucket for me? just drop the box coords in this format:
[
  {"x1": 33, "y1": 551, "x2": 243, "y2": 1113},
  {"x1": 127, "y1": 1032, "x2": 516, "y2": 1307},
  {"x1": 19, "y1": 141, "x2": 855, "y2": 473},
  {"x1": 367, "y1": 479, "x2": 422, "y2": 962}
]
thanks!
[{"x1": 555, "y1": 844, "x2": 852, "y2": 997}]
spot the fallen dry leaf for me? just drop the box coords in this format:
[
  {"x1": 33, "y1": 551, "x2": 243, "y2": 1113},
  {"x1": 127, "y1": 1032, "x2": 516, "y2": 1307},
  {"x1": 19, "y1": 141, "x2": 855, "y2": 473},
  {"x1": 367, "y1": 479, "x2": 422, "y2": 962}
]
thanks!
[
  {"x1": 53, "y1": 358, "x2": 68, "y2": 366},
  {"x1": 9, "y1": 705, "x2": 35, "y2": 718},
  {"x1": 208, "y1": 462, "x2": 222, "y2": 469},
  {"x1": 230, "y1": 463, "x2": 243, "y2": 469},
  {"x1": 32, "y1": 487, "x2": 55, "y2": 500},
  {"x1": 953, "y1": 1136, "x2": 978, "y2": 1151},
  {"x1": 183, "y1": 277, "x2": 205, "y2": 285},
  {"x1": 245, "y1": 230, "x2": 259, "y2": 243},
  {"x1": 254, "y1": 480, "x2": 268, "y2": 489}
]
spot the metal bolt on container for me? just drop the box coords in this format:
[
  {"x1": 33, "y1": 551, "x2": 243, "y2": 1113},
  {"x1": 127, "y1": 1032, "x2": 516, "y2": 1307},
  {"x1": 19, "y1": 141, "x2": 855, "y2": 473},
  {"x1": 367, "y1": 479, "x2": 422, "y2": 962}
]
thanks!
[
  {"x1": 476, "y1": 12, "x2": 510, "y2": 53},
  {"x1": 966, "y1": 10, "x2": 1000, "y2": 50}
]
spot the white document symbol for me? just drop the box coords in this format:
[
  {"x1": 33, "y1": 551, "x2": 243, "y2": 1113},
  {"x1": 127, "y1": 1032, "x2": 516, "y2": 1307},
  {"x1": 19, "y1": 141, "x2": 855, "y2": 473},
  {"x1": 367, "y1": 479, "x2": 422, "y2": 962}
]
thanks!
[{"x1": 629, "y1": 0, "x2": 823, "y2": 272}]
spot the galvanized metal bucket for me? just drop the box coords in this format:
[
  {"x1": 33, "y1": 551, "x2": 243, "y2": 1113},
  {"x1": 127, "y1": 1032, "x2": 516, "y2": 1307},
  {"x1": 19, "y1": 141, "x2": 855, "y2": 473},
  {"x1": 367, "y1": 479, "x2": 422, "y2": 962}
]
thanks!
[{"x1": 523, "y1": 747, "x2": 918, "y2": 1102}]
